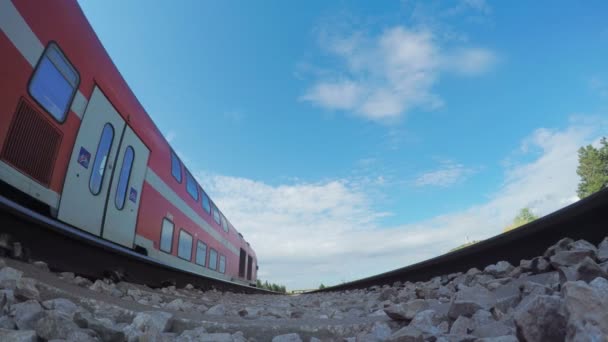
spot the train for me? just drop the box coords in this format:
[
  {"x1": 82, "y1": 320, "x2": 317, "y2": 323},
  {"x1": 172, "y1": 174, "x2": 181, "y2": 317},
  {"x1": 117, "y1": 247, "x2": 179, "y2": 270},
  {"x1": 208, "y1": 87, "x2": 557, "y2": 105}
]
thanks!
[{"x1": 0, "y1": 0, "x2": 257, "y2": 286}]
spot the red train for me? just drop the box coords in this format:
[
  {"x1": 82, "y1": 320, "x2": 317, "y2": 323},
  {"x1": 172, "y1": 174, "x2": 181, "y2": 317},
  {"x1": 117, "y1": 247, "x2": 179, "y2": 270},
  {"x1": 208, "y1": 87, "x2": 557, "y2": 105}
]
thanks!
[{"x1": 0, "y1": 0, "x2": 257, "y2": 286}]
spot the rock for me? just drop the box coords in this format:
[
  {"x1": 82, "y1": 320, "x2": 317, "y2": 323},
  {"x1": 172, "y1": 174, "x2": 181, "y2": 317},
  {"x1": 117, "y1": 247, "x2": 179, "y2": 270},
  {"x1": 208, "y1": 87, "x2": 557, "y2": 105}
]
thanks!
[
  {"x1": 550, "y1": 250, "x2": 594, "y2": 268},
  {"x1": 448, "y1": 285, "x2": 497, "y2": 319},
  {"x1": 130, "y1": 311, "x2": 173, "y2": 334},
  {"x1": 11, "y1": 242, "x2": 24, "y2": 259},
  {"x1": 384, "y1": 299, "x2": 430, "y2": 321},
  {"x1": 544, "y1": 237, "x2": 574, "y2": 258},
  {"x1": 0, "y1": 315, "x2": 16, "y2": 329},
  {"x1": 520, "y1": 257, "x2": 550, "y2": 274},
  {"x1": 484, "y1": 261, "x2": 514, "y2": 278},
  {"x1": 59, "y1": 272, "x2": 76, "y2": 281},
  {"x1": 0, "y1": 266, "x2": 22, "y2": 289},
  {"x1": 65, "y1": 329, "x2": 100, "y2": 342},
  {"x1": 513, "y1": 295, "x2": 566, "y2": 341},
  {"x1": 272, "y1": 333, "x2": 303, "y2": 342},
  {"x1": 14, "y1": 277, "x2": 39, "y2": 301},
  {"x1": 368, "y1": 321, "x2": 392, "y2": 341},
  {"x1": 589, "y1": 276, "x2": 608, "y2": 296},
  {"x1": 472, "y1": 321, "x2": 513, "y2": 338},
  {"x1": 562, "y1": 280, "x2": 608, "y2": 340},
  {"x1": 598, "y1": 237, "x2": 608, "y2": 262},
  {"x1": 491, "y1": 282, "x2": 521, "y2": 313},
  {"x1": 388, "y1": 326, "x2": 424, "y2": 341},
  {"x1": 74, "y1": 276, "x2": 93, "y2": 287},
  {"x1": 205, "y1": 304, "x2": 226, "y2": 316},
  {"x1": 168, "y1": 318, "x2": 201, "y2": 335},
  {"x1": 0, "y1": 328, "x2": 37, "y2": 342},
  {"x1": 90, "y1": 280, "x2": 122, "y2": 297},
  {"x1": 10, "y1": 300, "x2": 44, "y2": 330},
  {"x1": 569, "y1": 239, "x2": 598, "y2": 253},
  {"x1": 74, "y1": 311, "x2": 125, "y2": 342},
  {"x1": 42, "y1": 298, "x2": 81, "y2": 318},
  {"x1": 379, "y1": 287, "x2": 398, "y2": 301},
  {"x1": 175, "y1": 327, "x2": 209, "y2": 342},
  {"x1": 450, "y1": 315, "x2": 473, "y2": 335},
  {"x1": 410, "y1": 309, "x2": 447, "y2": 335},
  {"x1": 32, "y1": 261, "x2": 49, "y2": 272},
  {"x1": 558, "y1": 257, "x2": 608, "y2": 283},
  {"x1": 165, "y1": 298, "x2": 194, "y2": 312},
  {"x1": 35, "y1": 310, "x2": 80, "y2": 340},
  {"x1": 184, "y1": 283, "x2": 194, "y2": 290},
  {"x1": 471, "y1": 309, "x2": 495, "y2": 328},
  {"x1": 474, "y1": 336, "x2": 518, "y2": 342},
  {"x1": 0, "y1": 289, "x2": 15, "y2": 314}
]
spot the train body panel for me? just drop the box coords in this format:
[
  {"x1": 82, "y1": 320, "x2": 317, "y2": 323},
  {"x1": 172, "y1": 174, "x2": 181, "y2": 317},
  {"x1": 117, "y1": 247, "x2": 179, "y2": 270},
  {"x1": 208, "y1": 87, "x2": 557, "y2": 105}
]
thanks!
[{"x1": 0, "y1": 0, "x2": 257, "y2": 285}]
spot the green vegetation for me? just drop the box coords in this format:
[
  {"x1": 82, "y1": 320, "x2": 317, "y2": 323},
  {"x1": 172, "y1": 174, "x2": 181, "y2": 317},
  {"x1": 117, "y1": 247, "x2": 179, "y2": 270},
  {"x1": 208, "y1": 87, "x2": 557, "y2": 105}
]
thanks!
[
  {"x1": 318, "y1": 283, "x2": 326, "y2": 290},
  {"x1": 577, "y1": 137, "x2": 608, "y2": 199},
  {"x1": 450, "y1": 240, "x2": 481, "y2": 252},
  {"x1": 503, "y1": 207, "x2": 538, "y2": 232},
  {"x1": 255, "y1": 279, "x2": 287, "y2": 293}
]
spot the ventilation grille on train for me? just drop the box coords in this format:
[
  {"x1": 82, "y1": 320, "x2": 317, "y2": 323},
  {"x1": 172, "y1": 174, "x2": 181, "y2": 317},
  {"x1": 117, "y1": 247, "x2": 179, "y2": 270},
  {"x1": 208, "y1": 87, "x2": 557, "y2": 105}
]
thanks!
[{"x1": 1, "y1": 98, "x2": 62, "y2": 186}]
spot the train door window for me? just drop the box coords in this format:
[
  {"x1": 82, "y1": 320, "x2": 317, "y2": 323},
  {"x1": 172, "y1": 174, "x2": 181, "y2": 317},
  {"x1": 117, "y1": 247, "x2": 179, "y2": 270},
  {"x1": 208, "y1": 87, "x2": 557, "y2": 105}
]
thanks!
[
  {"x1": 220, "y1": 214, "x2": 228, "y2": 232},
  {"x1": 115, "y1": 146, "x2": 134, "y2": 210},
  {"x1": 28, "y1": 43, "x2": 79, "y2": 122},
  {"x1": 185, "y1": 170, "x2": 198, "y2": 201},
  {"x1": 89, "y1": 123, "x2": 114, "y2": 195},
  {"x1": 160, "y1": 218, "x2": 174, "y2": 253},
  {"x1": 177, "y1": 230, "x2": 193, "y2": 261},
  {"x1": 219, "y1": 255, "x2": 226, "y2": 273},
  {"x1": 201, "y1": 190, "x2": 211, "y2": 214},
  {"x1": 195, "y1": 241, "x2": 207, "y2": 266},
  {"x1": 170, "y1": 151, "x2": 182, "y2": 183},
  {"x1": 209, "y1": 248, "x2": 218, "y2": 270},
  {"x1": 212, "y1": 204, "x2": 220, "y2": 225}
]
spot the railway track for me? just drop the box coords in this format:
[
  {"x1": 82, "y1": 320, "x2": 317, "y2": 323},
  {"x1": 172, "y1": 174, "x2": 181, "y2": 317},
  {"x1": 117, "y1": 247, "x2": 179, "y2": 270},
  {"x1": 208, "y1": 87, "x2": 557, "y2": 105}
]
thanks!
[
  {"x1": 316, "y1": 187, "x2": 608, "y2": 292},
  {"x1": 0, "y1": 194, "x2": 273, "y2": 294}
]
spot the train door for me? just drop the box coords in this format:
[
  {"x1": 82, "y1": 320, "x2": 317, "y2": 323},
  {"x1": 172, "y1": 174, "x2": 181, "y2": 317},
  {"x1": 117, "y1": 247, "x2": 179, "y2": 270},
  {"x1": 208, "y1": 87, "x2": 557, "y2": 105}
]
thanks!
[
  {"x1": 58, "y1": 87, "x2": 125, "y2": 236},
  {"x1": 102, "y1": 126, "x2": 149, "y2": 247},
  {"x1": 58, "y1": 86, "x2": 149, "y2": 248}
]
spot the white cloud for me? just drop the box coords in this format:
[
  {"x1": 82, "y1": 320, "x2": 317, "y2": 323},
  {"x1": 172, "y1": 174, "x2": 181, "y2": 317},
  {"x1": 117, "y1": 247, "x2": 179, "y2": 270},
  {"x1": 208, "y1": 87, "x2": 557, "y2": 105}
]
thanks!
[
  {"x1": 414, "y1": 161, "x2": 477, "y2": 187},
  {"x1": 301, "y1": 25, "x2": 496, "y2": 122},
  {"x1": 200, "y1": 118, "x2": 605, "y2": 289}
]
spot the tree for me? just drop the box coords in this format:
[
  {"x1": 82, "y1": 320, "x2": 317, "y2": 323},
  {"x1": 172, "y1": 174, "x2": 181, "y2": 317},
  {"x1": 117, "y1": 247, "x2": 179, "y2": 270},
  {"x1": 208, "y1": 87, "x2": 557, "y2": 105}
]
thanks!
[
  {"x1": 577, "y1": 137, "x2": 608, "y2": 199},
  {"x1": 503, "y1": 207, "x2": 538, "y2": 232},
  {"x1": 318, "y1": 283, "x2": 326, "y2": 290}
]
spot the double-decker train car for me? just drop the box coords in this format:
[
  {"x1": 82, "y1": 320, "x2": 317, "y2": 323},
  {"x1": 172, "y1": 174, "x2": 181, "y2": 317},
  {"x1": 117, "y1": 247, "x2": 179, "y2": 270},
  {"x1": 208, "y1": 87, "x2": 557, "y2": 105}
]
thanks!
[{"x1": 0, "y1": 0, "x2": 257, "y2": 285}]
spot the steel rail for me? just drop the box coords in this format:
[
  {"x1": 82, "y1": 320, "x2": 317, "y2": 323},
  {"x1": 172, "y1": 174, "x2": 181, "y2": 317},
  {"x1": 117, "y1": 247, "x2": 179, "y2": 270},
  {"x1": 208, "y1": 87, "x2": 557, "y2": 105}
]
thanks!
[{"x1": 314, "y1": 187, "x2": 608, "y2": 292}]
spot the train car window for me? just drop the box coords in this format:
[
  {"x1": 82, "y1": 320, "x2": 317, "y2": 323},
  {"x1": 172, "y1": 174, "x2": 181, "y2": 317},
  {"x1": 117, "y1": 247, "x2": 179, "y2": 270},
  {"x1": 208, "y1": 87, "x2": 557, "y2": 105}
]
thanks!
[
  {"x1": 89, "y1": 123, "x2": 114, "y2": 195},
  {"x1": 209, "y1": 248, "x2": 218, "y2": 270},
  {"x1": 219, "y1": 255, "x2": 226, "y2": 273},
  {"x1": 185, "y1": 170, "x2": 198, "y2": 201},
  {"x1": 201, "y1": 190, "x2": 211, "y2": 214},
  {"x1": 195, "y1": 241, "x2": 207, "y2": 266},
  {"x1": 212, "y1": 204, "x2": 221, "y2": 225},
  {"x1": 170, "y1": 151, "x2": 182, "y2": 183},
  {"x1": 177, "y1": 230, "x2": 193, "y2": 261},
  {"x1": 160, "y1": 218, "x2": 174, "y2": 253},
  {"x1": 28, "y1": 42, "x2": 79, "y2": 122},
  {"x1": 220, "y1": 214, "x2": 228, "y2": 232},
  {"x1": 115, "y1": 146, "x2": 135, "y2": 210}
]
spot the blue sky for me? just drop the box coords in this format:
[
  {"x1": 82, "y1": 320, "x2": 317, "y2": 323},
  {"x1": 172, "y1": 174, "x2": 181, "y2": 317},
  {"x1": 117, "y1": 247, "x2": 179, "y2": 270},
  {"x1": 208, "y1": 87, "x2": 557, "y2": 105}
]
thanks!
[{"x1": 78, "y1": 0, "x2": 608, "y2": 289}]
